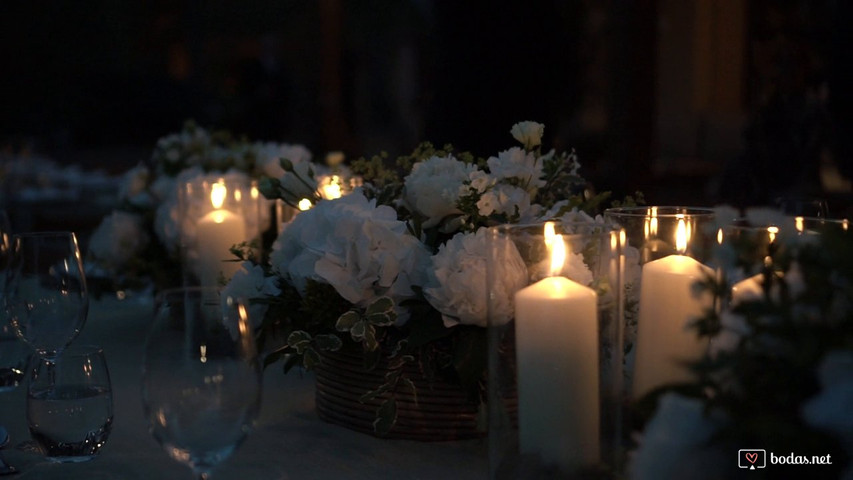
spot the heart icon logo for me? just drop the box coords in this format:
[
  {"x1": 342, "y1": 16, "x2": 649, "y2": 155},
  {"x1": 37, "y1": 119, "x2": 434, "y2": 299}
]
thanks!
[{"x1": 745, "y1": 452, "x2": 758, "y2": 464}]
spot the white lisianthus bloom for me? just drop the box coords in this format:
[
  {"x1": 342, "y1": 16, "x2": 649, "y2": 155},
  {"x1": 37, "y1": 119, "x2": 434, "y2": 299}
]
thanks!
[
  {"x1": 424, "y1": 228, "x2": 527, "y2": 328},
  {"x1": 403, "y1": 155, "x2": 477, "y2": 228},
  {"x1": 222, "y1": 261, "x2": 281, "y2": 331},
  {"x1": 118, "y1": 164, "x2": 151, "y2": 206},
  {"x1": 486, "y1": 147, "x2": 545, "y2": 192},
  {"x1": 629, "y1": 393, "x2": 729, "y2": 480},
  {"x1": 271, "y1": 190, "x2": 431, "y2": 315},
  {"x1": 255, "y1": 141, "x2": 313, "y2": 179},
  {"x1": 88, "y1": 211, "x2": 149, "y2": 271},
  {"x1": 510, "y1": 121, "x2": 545, "y2": 150},
  {"x1": 466, "y1": 169, "x2": 495, "y2": 194},
  {"x1": 476, "y1": 183, "x2": 532, "y2": 219},
  {"x1": 279, "y1": 161, "x2": 324, "y2": 205}
]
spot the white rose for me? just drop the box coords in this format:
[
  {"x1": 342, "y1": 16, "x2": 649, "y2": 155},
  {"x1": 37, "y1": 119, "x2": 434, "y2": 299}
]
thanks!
[
  {"x1": 403, "y1": 155, "x2": 477, "y2": 228},
  {"x1": 486, "y1": 147, "x2": 545, "y2": 191},
  {"x1": 510, "y1": 121, "x2": 545, "y2": 150},
  {"x1": 424, "y1": 228, "x2": 527, "y2": 327},
  {"x1": 88, "y1": 211, "x2": 149, "y2": 271}
]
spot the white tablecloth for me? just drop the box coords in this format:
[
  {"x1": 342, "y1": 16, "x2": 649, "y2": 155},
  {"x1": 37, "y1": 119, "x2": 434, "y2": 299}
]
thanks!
[{"x1": 0, "y1": 296, "x2": 486, "y2": 479}]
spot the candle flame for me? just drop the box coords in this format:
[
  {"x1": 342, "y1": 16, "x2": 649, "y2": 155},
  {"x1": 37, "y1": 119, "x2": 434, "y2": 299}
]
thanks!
[
  {"x1": 251, "y1": 185, "x2": 260, "y2": 200},
  {"x1": 320, "y1": 175, "x2": 343, "y2": 200},
  {"x1": 795, "y1": 216, "x2": 804, "y2": 233},
  {"x1": 675, "y1": 217, "x2": 688, "y2": 253},
  {"x1": 650, "y1": 207, "x2": 658, "y2": 236},
  {"x1": 844, "y1": 219, "x2": 849, "y2": 231},
  {"x1": 550, "y1": 233, "x2": 566, "y2": 277},
  {"x1": 717, "y1": 228, "x2": 724, "y2": 245},
  {"x1": 210, "y1": 181, "x2": 227, "y2": 209},
  {"x1": 767, "y1": 226, "x2": 779, "y2": 243},
  {"x1": 543, "y1": 221, "x2": 556, "y2": 247},
  {"x1": 298, "y1": 198, "x2": 313, "y2": 211}
]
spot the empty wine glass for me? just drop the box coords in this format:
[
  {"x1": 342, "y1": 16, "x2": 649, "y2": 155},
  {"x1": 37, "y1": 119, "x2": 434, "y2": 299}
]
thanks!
[
  {"x1": 0, "y1": 212, "x2": 30, "y2": 390},
  {"x1": 142, "y1": 287, "x2": 261, "y2": 480},
  {"x1": 27, "y1": 344, "x2": 113, "y2": 462},
  {"x1": 5, "y1": 232, "x2": 88, "y2": 361}
]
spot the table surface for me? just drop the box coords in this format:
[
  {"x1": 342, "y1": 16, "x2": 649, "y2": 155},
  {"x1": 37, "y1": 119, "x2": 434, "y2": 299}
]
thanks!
[{"x1": 0, "y1": 295, "x2": 487, "y2": 479}]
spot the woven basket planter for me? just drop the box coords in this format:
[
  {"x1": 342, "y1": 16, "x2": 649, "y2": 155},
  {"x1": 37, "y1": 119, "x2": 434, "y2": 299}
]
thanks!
[{"x1": 315, "y1": 348, "x2": 509, "y2": 441}]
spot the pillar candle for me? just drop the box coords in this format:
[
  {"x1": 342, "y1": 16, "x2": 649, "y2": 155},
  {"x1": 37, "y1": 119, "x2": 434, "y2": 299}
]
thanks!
[
  {"x1": 514, "y1": 275, "x2": 600, "y2": 472},
  {"x1": 195, "y1": 208, "x2": 246, "y2": 286},
  {"x1": 632, "y1": 254, "x2": 713, "y2": 398}
]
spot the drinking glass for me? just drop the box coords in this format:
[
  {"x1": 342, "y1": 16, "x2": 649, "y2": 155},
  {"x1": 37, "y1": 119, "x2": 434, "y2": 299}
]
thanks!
[
  {"x1": 0, "y1": 212, "x2": 30, "y2": 390},
  {"x1": 142, "y1": 287, "x2": 261, "y2": 480},
  {"x1": 27, "y1": 345, "x2": 113, "y2": 462},
  {"x1": 5, "y1": 232, "x2": 88, "y2": 361}
]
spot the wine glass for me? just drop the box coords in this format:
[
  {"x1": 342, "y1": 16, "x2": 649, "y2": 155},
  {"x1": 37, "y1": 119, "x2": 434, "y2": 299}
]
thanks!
[
  {"x1": 27, "y1": 344, "x2": 113, "y2": 462},
  {"x1": 5, "y1": 232, "x2": 88, "y2": 361},
  {"x1": 0, "y1": 212, "x2": 30, "y2": 390},
  {"x1": 142, "y1": 287, "x2": 261, "y2": 480}
]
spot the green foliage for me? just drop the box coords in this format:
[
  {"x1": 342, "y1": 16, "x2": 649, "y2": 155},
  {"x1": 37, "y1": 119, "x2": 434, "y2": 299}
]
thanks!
[{"x1": 638, "y1": 224, "x2": 853, "y2": 475}]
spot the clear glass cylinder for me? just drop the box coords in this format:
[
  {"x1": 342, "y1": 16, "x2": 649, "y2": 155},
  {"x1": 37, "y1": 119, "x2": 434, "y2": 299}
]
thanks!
[
  {"x1": 602, "y1": 207, "x2": 717, "y2": 403},
  {"x1": 178, "y1": 174, "x2": 261, "y2": 287},
  {"x1": 487, "y1": 221, "x2": 626, "y2": 478}
]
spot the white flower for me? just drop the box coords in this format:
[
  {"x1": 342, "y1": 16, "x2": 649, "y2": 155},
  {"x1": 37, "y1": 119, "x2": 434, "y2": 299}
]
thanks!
[
  {"x1": 118, "y1": 165, "x2": 151, "y2": 205},
  {"x1": 466, "y1": 169, "x2": 495, "y2": 194},
  {"x1": 802, "y1": 351, "x2": 853, "y2": 448},
  {"x1": 510, "y1": 121, "x2": 545, "y2": 150},
  {"x1": 476, "y1": 183, "x2": 532, "y2": 219},
  {"x1": 222, "y1": 261, "x2": 281, "y2": 330},
  {"x1": 280, "y1": 160, "x2": 323, "y2": 205},
  {"x1": 486, "y1": 147, "x2": 545, "y2": 192},
  {"x1": 424, "y1": 228, "x2": 527, "y2": 327},
  {"x1": 88, "y1": 211, "x2": 149, "y2": 271},
  {"x1": 271, "y1": 190, "x2": 431, "y2": 314},
  {"x1": 255, "y1": 141, "x2": 313, "y2": 179},
  {"x1": 403, "y1": 155, "x2": 477, "y2": 228},
  {"x1": 629, "y1": 393, "x2": 728, "y2": 480}
]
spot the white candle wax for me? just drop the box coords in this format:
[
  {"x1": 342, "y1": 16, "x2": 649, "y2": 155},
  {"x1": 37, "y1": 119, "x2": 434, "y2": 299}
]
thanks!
[
  {"x1": 195, "y1": 209, "x2": 246, "y2": 286},
  {"x1": 632, "y1": 255, "x2": 713, "y2": 398},
  {"x1": 514, "y1": 276, "x2": 600, "y2": 472}
]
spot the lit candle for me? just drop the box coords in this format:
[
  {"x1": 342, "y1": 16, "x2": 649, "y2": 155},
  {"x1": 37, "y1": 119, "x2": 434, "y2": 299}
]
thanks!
[
  {"x1": 632, "y1": 217, "x2": 713, "y2": 398},
  {"x1": 514, "y1": 226, "x2": 600, "y2": 471},
  {"x1": 195, "y1": 180, "x2": 246, "y2": 286}
]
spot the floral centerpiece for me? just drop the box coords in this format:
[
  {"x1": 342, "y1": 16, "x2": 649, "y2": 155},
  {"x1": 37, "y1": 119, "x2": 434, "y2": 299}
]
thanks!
[
  {"x1": 226, "y1": 121, "x2": 641, "y2": 436},
  {"x1": 86, "y1": 120, "x2": 314, "y2": 292},
  {"x1": 629, "y1": 214, "x2": 853, "y2": 479}
]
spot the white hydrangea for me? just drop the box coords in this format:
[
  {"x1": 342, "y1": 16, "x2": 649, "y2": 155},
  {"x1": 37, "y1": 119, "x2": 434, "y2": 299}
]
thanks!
[
  {"x1": 424, "y1": 228, "x2": 527, "y2": 328},
  {"x1": 88, "y1": 210, "x2": 149, "y2": 271},
  {"x1": 403, "y1": 155, "x2": 477, "y2": 228},
  {"x1": 222, "y1": 261, "x2": 281, "y2": 330},
  {"x1": 486, "y1": 146, "x2": 545, "y2": 192},
  {"x1": 271, "y1": 190, "x2": 431, "y2": 315}
]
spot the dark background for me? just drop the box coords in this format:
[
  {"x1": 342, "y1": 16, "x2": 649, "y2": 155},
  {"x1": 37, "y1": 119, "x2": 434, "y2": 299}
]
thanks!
[{"x1": 2, "y1": 0, "x2": 852, "y2": 214}]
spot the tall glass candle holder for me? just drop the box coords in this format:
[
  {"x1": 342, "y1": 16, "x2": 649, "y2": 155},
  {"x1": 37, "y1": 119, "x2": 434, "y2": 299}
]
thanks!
[
  {"x1": 710, "y1": 216, "x2": 849, "y2": 356},
  {"x1": 179, "y1": 174, "x2": 261, "y2": 287},
  {"x1": 603, "y1": 207, "x2": 717, "y2": 401},
  {"x1": 487, "y1": 221, "x2": 626, "y2": 478}
]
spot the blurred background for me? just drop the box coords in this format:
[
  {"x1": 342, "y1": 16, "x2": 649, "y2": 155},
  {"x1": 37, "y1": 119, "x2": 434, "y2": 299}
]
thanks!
[{"x1": 2, "y1": 0, "x2": 852, "y2": 232}]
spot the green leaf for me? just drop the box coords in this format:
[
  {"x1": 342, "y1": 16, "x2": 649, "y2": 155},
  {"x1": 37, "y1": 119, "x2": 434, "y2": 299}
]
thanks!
[
  {"x1": 350, "y1": 320, "x2": 367, "y2": 340},
  {"x1": 367, "y1": 312, "x2": 395, "y2": 327},
  {"x1": 366, "y1": 296, "x2": 394, "y2": 316},
  {"x1": 314, "y1": 334, "x2": 343, "y2": 351},
  {"x1": 373, "y1": 398, "x2": 398, "y2": 436},
  {"x1": 336, "y1": 311, "x2": 361, "y2": 332},
  {"x1": 363, "y1": 324, "x2": 379, "y2": 351},
  {"x1": 303, "y1": 347, "x2": 321, "y2": 370},
  {"x1": 287, "y1": 331, "x2": 312, "y2": 354}
]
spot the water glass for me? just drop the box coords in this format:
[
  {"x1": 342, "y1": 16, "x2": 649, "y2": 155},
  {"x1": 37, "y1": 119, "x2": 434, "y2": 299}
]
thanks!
[{"x1": 27, "y1": 345, "x2": 113, "y2": 462}]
